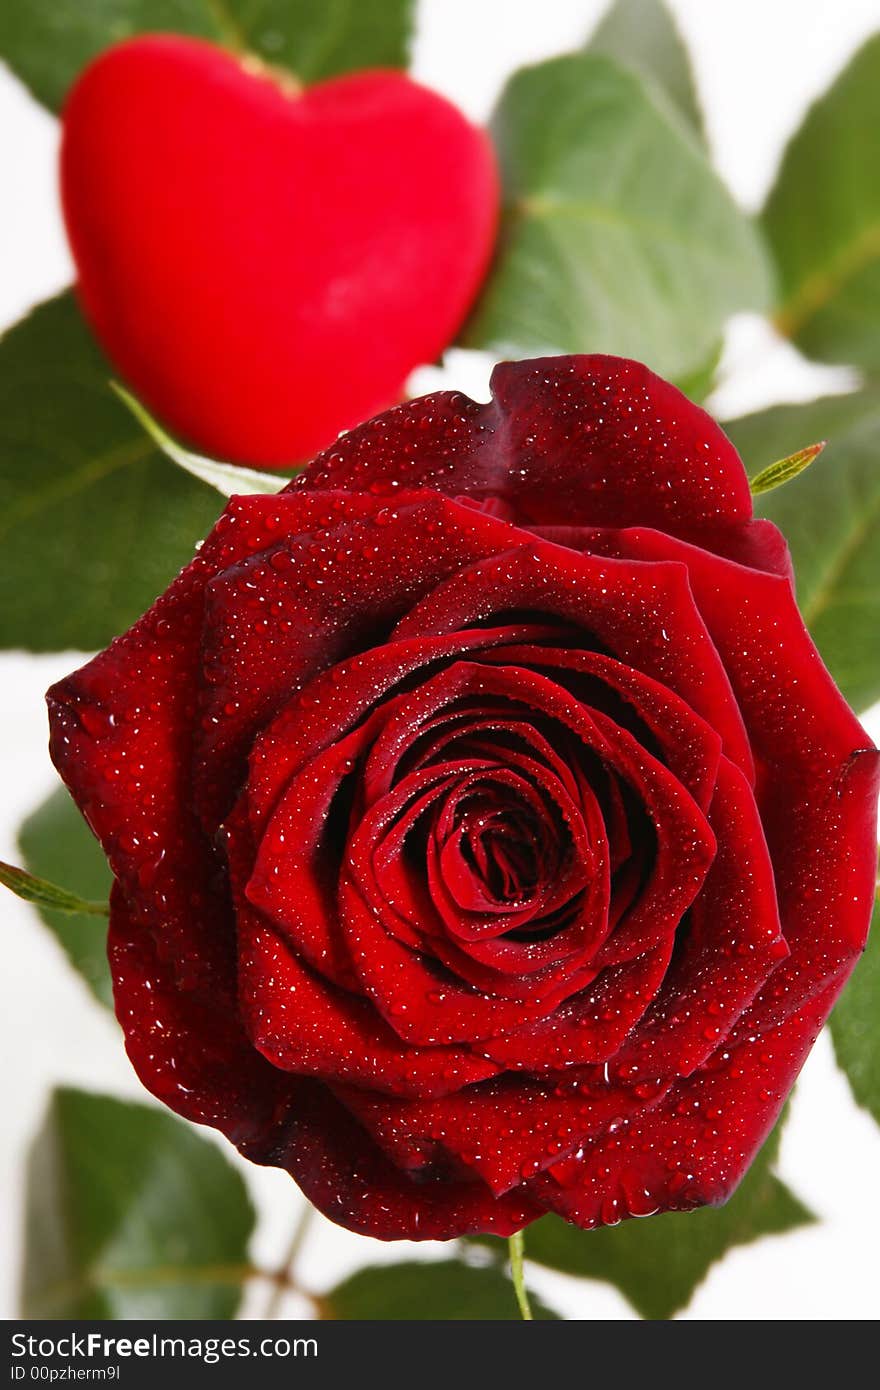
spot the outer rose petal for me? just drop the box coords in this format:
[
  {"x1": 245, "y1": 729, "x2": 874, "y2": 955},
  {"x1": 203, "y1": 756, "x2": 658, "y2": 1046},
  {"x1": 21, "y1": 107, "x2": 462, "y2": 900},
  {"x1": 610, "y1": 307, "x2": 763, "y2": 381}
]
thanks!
[
  {"x1": 235, "y1": 912, "x2": 500, "y2": 1098},
  {"x1": 295, "y1": 355, "x2": 753, "y2": 535},
  {"x1": 195, "y1": 490, "x2": 518, "y2": 831},
  {"x1": 556, "y1": 524, "x2": 880, "y2": 1023},
  {"x1": 333, "y1": 1063, "x2": 673, "y2": 1197},
  {"x1": 731, "y1": 744, "x2": 879, "y2": 1038},
  {"x1": 392, "y1": 544, "x2": 755, "y2": 779},
  {"x1": 47, "y1": 495, "x2": 325, "y2": 989},
  {"x1": 538, "y1": 519, "x2": 794, "y2": 581},
  {"x1": 109, "y1": 886, "x2": 292, "y2": 1149},
  {"x1": 529, "y1": 980, "x2": 843, "y2": 1227},
  {"x1": 113, "y1": 887, "x2": 537, "y2": 1240},
  {"x1": 263, "y1": 1082, "x2": 542, "y2": 1241},
  {"x1": 200, "y1": 491, "x2": 637, "y2": 829},
  {"x1": 608, "y1": 757, "x2": 788, "y2": 1082},
  {"x1": 478, "y1": 943, "x2": 675, "y2": 1070}
]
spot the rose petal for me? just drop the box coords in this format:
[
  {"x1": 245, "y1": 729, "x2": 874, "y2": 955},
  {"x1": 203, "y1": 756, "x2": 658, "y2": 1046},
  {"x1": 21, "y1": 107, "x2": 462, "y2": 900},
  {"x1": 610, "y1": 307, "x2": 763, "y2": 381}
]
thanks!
[
  {"x1": 334, "y1": 1064, "x2": 671, "y2": 1197},
  {"x1": 529, "y1": 980, "x2": 842, "y2": 1228},
  {"x1": 339, "y1": 873, "x2": 590, "y2": 1045},
  {"x1": 48, "y1": 495, "x2": 317, "y2": 987},
  {"x1": 481, "y1": 940, "x2": 675, "y2": 1071},
  {"x1": 198, "y1": 490, "x2": 508, "y2": 830},
  {"x1": 477, "y1": 646, "x2": 723, "y2": 812},
  {"x1": 559, "y1": 525, "x2": 879, "y2": 1017},
  {"x1": 266, "y1": 1081, "x2": 541, "y2": 1240},
  {"x1": 608, "y1": 756, "x2": 788, "y2": 1082},
  {"x1": 227, "y1": 809, "x2": 500, "y2": 1099},
  {"x1": 109, "y1": 885, "x2": 291, "y2": 1148},
  {"x1": 295, "y1": 354, "x2": 753, "y2": 534},
  {"x1": 392, "y1": 542, "x2": 754, "y2": 780}
]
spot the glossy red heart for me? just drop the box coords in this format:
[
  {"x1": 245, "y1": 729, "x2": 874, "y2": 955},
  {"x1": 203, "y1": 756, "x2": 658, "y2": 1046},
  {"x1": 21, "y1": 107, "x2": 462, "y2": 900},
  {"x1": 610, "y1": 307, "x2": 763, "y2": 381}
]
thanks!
[{"x1": 60, "y1": 36, "x2": 499, "y2": 466}]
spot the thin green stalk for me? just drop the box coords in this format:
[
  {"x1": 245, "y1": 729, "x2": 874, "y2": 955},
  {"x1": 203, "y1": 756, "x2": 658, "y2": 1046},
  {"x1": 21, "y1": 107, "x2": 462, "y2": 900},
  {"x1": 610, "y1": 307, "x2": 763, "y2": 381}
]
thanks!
[
  {"x1": 508, "y1": 1231, "x2": 533, "y2": 1320},
  {"x1": 264, "y1": 1202, "x2": 318, "y2": 1319}
]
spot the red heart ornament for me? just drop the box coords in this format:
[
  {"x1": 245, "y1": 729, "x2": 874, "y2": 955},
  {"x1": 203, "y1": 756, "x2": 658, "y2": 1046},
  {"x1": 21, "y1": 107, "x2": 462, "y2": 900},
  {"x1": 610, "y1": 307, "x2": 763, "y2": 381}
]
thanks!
[{"x1": 60, "y1": 36, "x2": 499, "y2": 467}]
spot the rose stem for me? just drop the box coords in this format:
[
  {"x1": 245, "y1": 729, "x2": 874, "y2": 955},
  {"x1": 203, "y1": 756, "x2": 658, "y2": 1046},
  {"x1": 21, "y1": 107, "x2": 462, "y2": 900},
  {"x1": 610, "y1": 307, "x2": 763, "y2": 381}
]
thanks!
[
  {"x1": 264, "y1": 1201, "x2": 318, "y2": 1318},
  {"x1": 508, "y1": 1231, "x2": 533, "y2": 1320}
]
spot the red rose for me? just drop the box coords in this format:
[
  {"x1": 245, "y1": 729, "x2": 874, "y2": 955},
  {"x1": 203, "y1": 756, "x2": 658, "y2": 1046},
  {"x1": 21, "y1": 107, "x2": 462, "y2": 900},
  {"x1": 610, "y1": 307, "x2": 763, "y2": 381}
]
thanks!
[{"x1": 48, "y1": 356, "x2": 878, "y2": 1240}]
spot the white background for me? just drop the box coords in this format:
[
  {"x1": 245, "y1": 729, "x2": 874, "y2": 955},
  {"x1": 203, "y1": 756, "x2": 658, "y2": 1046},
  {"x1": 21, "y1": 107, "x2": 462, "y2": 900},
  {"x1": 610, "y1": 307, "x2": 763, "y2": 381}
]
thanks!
[{"x1": 2, "y1": 0, "x2": 880, "y2": 1320}]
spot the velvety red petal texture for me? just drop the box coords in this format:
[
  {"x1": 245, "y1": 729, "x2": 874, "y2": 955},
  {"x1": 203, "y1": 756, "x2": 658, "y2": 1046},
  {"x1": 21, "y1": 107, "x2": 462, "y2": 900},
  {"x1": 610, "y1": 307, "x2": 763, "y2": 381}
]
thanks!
[
  {"x1": 295, "y1": 355, "x2": 753, "y2": 533},
  {"x1": 48, "y1": 355, "x2": 878, "y2": 1241}
]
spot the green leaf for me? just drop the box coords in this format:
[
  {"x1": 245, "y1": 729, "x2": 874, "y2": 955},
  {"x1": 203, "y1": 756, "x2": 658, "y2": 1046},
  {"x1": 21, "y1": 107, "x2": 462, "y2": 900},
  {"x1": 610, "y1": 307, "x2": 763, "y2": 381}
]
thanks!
[
  {"x1": 462, "y1": 53, "x2": 772, "y2": 387},
  {"x1": 749, "y1": 440, "x2": 825, "y2": 496},
  {"x1": 22, "y1": 1087, "x2": 255, "y2": 1319},
  {"x1": 473, "y1": 1124, "x2": 812, "y2": 1321},
  {"x1": 764, "y1": 33, "x2": 880, "y2": 370},
  {"x1": 830, "y1": 889, "x2": 880, "y2": 1126},
  {"x1": 0, "y1": 292, "x2": 223, "y2": 652},
  {"x1": 322, "y1": 1259, "x2": 560, "y2": 1321},
  {"x1": 113, "y1": 384, "x2": 287, "y2": 498},
  {"x1": 0, "y1": 0, "x2": 415, "y2": 114},
  {"x1": 18, "y1": 787, "x2": 114, "y2": 1010},
  {"x1": 675, "y1": 340, "x2": 724, "y2": 404},
  {"x1": 588, "y1": 0, "x2": 704, "y2": 136},
  {"x1": 234, "y1": 0, "x2": 415, "y2": 86},
  {"x1": 725, "y1": 389, "x2": 880, "y2": 710}
]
